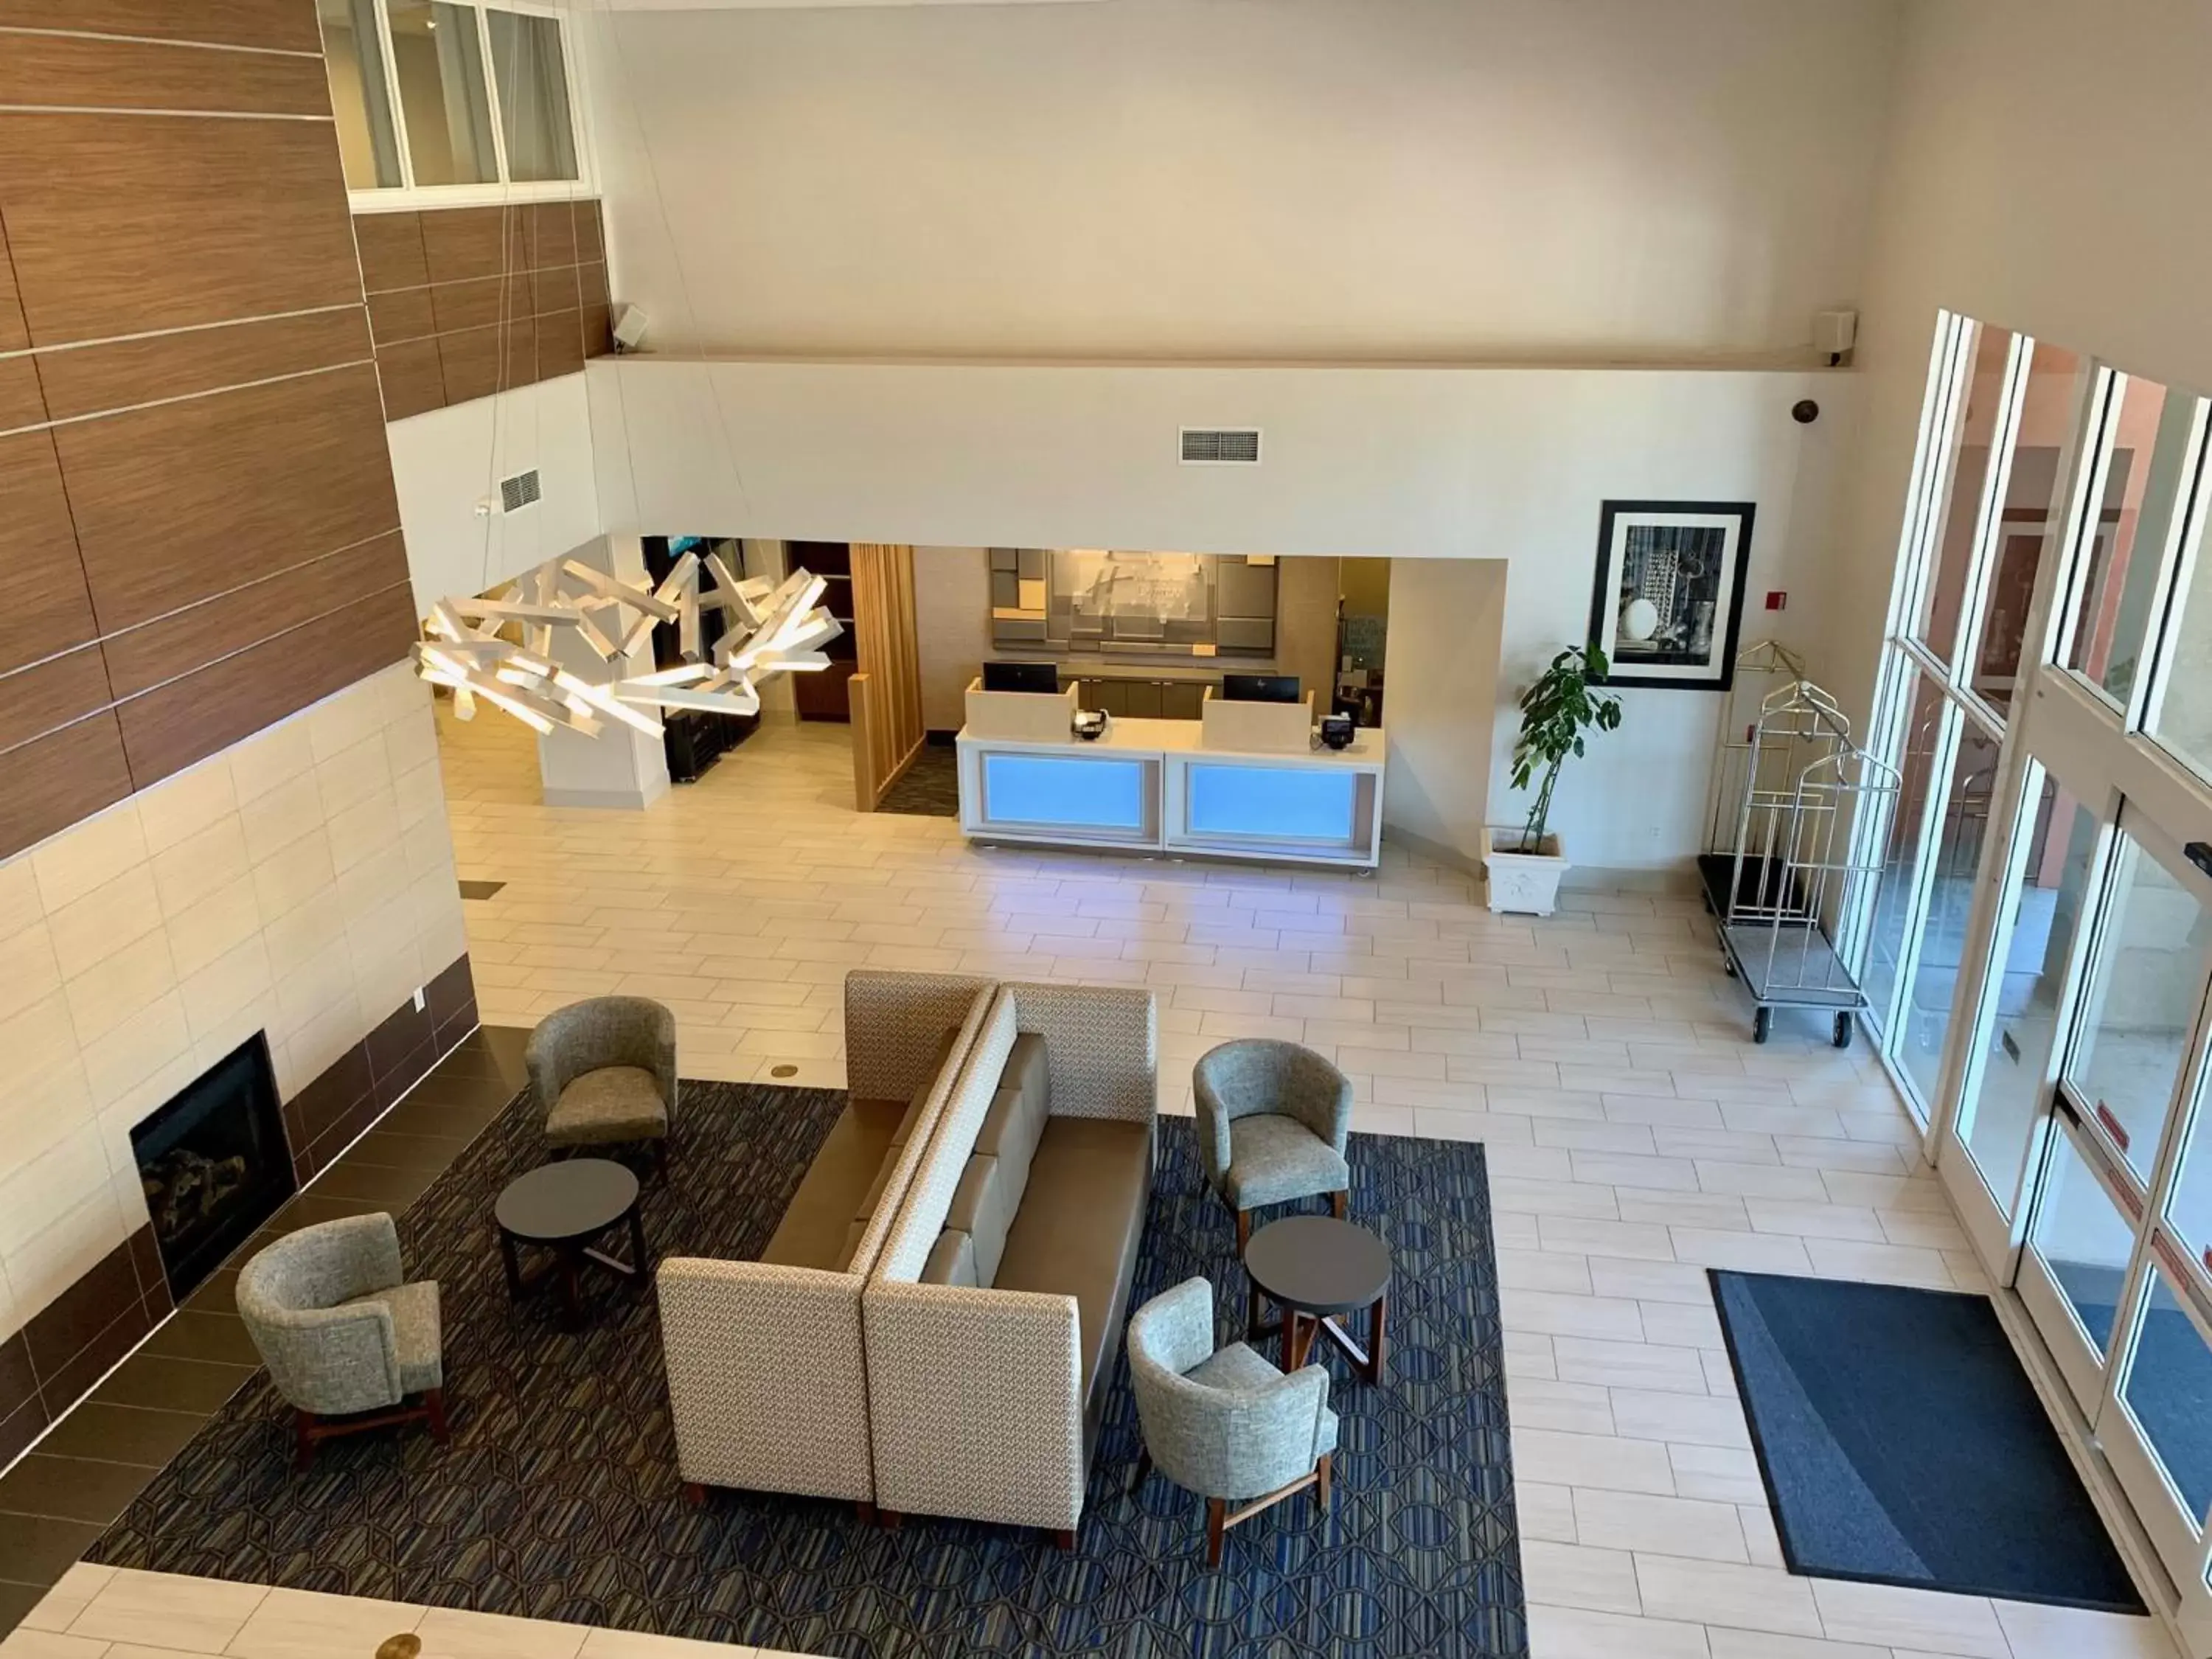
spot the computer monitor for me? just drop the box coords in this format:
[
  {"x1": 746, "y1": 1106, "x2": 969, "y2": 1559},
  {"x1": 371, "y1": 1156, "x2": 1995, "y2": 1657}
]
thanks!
[
  {"x1": 982, "y1": 660, "x2": 1060, "y2": 695},
  {"x1": 1222, "y1": 673, "x2": 1301, "y2": 704}
]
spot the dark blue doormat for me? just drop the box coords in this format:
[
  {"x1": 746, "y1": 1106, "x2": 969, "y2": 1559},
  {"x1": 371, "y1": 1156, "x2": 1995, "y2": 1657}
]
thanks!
[
  {"x1": 89, "y1": 1082, "x2": 1528, "y2": 1657},
  {"x1": 1709, "y1": 1270, "x2": 2144, "y2": 1613}
]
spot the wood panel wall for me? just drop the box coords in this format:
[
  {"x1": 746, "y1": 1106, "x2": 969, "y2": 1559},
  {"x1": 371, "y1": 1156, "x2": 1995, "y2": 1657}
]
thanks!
[
  {"x1": 355, "y1": 202, "x2": 613, "y2": 420},
  {"x1": 849, "y1": 543, "x2": 926, "y2": 810},
  {"x1": 0, "y1": 5, "x2": 418, "y2": 862}
]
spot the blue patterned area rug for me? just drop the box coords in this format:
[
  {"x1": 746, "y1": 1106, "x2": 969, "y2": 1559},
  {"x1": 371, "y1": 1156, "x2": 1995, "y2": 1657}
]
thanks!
[{"x1": 91, "y1": 1082, "x2": 1526, "y2": 1657}]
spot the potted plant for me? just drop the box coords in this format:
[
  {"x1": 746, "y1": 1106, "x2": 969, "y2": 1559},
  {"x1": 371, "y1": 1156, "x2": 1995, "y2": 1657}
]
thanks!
[{"x1": 1484, "y1": 644, "x2": 1623, "y2": 916}]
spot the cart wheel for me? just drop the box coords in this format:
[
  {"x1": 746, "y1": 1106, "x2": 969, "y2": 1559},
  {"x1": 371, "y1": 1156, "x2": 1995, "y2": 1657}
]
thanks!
[
  {"x1": 1833, "y1": 1012, "x2": 1854, "y2": 1050},
  {"x1": 1722, "y1": 957, "x2": 1737, "y2": 978},
  {"x1": 1753, "y1": 1006, "x2": 1773, "y2": 1045}
]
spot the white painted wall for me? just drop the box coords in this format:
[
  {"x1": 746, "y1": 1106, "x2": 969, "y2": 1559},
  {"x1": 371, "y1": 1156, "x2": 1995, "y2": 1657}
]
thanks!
[
  {"x1": 389, "y1": 372, "x2": 604, "y2": 613},
  {"x1": 577, "y1": 0, "x2": 1901, "y2": 362},
  {"x1": 588, "y1": 355, "x2": 1851, "y2": 869},
  {"x1": 1820, "y1": 0, "x2": 2212, "y2": 735}
]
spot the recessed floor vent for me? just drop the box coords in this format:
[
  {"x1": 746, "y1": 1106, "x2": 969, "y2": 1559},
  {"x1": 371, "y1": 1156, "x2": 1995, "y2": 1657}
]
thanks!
[
  {"x1": 1180, "y1": 428, "x2": 1262, "y2": 465},
  {"x1": 498, "y1": 469, "x2": 543, "y2": 512}
]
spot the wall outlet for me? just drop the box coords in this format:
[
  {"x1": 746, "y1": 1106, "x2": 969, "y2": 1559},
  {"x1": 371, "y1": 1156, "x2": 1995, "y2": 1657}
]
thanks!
[{"x1": 413, "y1": 987, "x2": 426, "y2": 1013}]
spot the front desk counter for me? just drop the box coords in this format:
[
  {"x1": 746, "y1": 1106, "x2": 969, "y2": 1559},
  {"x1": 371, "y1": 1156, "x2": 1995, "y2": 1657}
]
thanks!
[{"x1": 954, "y1": 716, "x2": 1386, "y2": 869}]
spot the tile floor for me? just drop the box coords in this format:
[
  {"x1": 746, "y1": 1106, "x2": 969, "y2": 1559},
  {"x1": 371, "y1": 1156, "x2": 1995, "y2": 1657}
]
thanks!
[{"x1": 0, "y1": 708, "x2": 2179, "y2": 1659}]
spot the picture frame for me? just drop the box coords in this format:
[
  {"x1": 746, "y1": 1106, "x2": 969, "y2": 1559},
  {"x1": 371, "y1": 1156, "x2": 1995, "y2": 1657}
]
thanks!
[{"x1": 1585, "y1": 499, "x2": 1756, "y2": 691}]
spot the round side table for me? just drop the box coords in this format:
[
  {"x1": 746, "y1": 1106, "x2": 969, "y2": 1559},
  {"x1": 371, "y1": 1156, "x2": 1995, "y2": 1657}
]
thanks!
[
  {"x1": 495, "y1": 1158, "x2": 646, "y2": 1331},
  {"x1": 1244, "y1": 1214, "x2": 1391, "y2": 1385}
]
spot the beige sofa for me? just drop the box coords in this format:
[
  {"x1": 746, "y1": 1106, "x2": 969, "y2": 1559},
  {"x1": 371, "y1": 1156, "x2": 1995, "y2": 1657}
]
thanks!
[
  {"x1": 863, "y1": 979, "x2": 1159, "y2": 1545},
  {"x1": 656, "y1": 970, "x2": 995, "y2": 1513}
]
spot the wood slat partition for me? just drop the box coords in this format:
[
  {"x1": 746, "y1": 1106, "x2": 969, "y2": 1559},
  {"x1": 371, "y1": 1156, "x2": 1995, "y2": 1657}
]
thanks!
[{"x1": 848, "y1": 543, "x2": 926, "y2": 811}]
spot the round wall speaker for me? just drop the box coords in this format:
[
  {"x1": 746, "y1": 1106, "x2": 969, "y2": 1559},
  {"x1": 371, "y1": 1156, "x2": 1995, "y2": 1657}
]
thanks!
[{"x1": 1792, "y1": 399, "x2": 1820, "y2": 425}]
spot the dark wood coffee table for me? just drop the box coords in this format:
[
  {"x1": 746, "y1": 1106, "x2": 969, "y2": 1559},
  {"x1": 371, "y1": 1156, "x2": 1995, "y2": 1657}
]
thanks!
[
  {"x1": 495, "y1": 1158, "x2": 647, "y2": 1330},
  {"x1": 1245, "y1": 1214, "x2": 1391, "y2": 1384}
]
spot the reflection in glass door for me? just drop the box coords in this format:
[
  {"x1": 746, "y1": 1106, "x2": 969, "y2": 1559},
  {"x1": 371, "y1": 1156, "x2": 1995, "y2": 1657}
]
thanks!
[
  {"x1": 2065, "y1": 831, "x2": 2212, "y2": 1184},
  {"x1": 1955, "y1": 782, "x2": 2102, "y2": 1219}
]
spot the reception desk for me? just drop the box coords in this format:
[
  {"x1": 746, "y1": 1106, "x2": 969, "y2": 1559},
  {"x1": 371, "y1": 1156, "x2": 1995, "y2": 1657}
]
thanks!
[{"x1": 955, "y1": 716, "x2": 1386, "y2": 869}]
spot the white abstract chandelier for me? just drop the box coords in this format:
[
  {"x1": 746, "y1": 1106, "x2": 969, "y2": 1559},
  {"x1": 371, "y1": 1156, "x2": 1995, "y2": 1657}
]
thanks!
[{"x1": 414, "y1": 549, "x2": 842, "y2": 738}]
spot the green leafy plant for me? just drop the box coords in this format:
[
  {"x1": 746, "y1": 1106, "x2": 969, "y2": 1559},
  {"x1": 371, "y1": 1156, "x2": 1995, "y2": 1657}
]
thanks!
[{"x1": 1507, "y1": 645, "x2": 1623, "y2": 854}]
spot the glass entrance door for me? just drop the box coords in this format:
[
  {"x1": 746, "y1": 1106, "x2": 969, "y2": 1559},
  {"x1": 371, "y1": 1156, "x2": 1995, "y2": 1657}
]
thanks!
[{"x1": 1862, "y1": 308, "x2": 2212, "y2": 1633}]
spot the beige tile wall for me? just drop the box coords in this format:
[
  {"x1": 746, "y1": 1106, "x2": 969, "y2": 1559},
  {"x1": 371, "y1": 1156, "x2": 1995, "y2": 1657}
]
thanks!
[{"x1": 0, "y1": 664, "x2": 466, "y2": 1342}]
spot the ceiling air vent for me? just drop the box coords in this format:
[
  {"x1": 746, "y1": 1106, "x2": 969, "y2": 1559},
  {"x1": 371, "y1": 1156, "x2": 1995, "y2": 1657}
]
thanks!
[
  {"x1": 498, "y1": 469, "x2": 543, "y2": 513},
  {"x1": 1180, "y1": 428, "x2": 1262, "y2": 465}
]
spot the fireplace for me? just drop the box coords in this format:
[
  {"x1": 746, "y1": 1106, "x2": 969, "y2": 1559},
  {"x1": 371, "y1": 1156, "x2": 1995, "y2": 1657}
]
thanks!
[{"x1": 129, "y1": 1032, "x2": 296, "y2": 1300}]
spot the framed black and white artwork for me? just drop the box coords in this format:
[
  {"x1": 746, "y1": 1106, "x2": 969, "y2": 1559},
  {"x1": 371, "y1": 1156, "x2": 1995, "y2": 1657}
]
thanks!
[{"x1": 1585, "y1": 500, "x2": 1756, "y2": 690}]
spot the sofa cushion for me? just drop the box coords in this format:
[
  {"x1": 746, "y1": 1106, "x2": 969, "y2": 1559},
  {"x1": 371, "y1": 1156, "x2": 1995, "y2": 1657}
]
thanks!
[
  {"x1": 758, "y1": 1096, "x2": 910, "y2": 1271},
  {"x1": 976, "y1": 1034, "x2": 1049, "y2": 1178},
  {"x1": 921, "y1": 1229, "x2": 978, "y2": 1287},
  {"x1": 760, "y1": 1026, "x2": 959, "y2": 1273},
  {"x1": 945, "y1": 1155, "x2": 1016, "y2": 1287},
  {"x1": 992, "y1": 1116, "x2": 1152, "y2": 1407},
  {"x1": 924, "y1": 1031, "x2": 1051, "y2": 1290}
]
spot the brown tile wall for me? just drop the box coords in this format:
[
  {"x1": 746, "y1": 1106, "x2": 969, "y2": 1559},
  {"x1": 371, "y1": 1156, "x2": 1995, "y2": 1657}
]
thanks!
[
  {"x1": 0, "y1": 10, "x2": 420, "y2": 862},
  {"x1": 0, "y1": 952, "x2": 477, "y2": 1468},
  {"x1": 356, "y1": 203, "x2": 613, "y2": 421}
]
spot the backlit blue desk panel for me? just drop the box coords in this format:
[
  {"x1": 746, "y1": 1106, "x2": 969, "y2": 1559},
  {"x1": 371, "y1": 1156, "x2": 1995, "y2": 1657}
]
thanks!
[
  {"x1": 1186, "y1": 763, "x2": 1360, "y2": 845},
  {"x1": 981, "y1": 753, "x2": 1149, "y2": 832}
]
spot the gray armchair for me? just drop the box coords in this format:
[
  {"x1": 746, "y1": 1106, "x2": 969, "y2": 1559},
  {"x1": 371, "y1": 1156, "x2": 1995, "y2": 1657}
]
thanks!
[
  {"x1": 1127, "y1": 1276, "x2": 1337, "y2": 1565},
  {"x1": 234, "y1": 1213, "x2": 446, "y2": 1469},
  {"x1": 1193, "y1": 1040, "x2": 1354, "y2": 1252},
  {"x1": 527, "y1": 996, "x2": 678, "y2": 1169}
]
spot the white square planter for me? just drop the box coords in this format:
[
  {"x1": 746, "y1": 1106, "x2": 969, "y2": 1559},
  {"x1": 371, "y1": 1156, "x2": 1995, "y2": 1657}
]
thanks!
[{"x1": 1482, "y1": 827, "x2": 1570, "y2": 916}]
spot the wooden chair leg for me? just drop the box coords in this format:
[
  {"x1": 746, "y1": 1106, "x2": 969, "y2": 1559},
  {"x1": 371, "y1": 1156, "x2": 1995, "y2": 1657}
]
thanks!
[
  {"x1": 1234, "y1": 1208, "x2": 1251, "y2": 1256},
  {"x1": 880, "y1": 1509, "x2": 904, "y2": 1531},
  {"x1": 683, "y1": 1481, "x2": 707, "y2": 1506},
  {"x1": 1205, "y1": 1497, "x2": 1227, "y2": 1568},
  {"x1": 1052, "y1": 1528, "x2": 1076, "y2": 1551},
  {"x1": 424, "y1": 1387, "x2": 450, "y2": 1443},
  {"x1": 855, "y1": 1500, "x2": 877, "y2": 1525},
  {"x1": 293, "y1": 1410, "x2": 316, "y2": 1472},
  {"x1": 1315, "y1": 1452, "x2": 1332, "y2": 1513},
  {"x1": 1130, "y1": 1447, "x2": 1152, "y2": 1495},
  {"x1": 1330, "y1": 1189, "x2": 1348, "y2": 1219}
]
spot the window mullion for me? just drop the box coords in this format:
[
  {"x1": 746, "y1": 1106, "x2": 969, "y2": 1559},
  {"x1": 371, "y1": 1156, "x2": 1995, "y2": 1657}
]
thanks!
[
  {"x1": 476, "y1": 3, "x2": 514, "y2": 187},
  {"x1": 1948, "y1": 331, "x2": 2034, "y2": 686},
  {"x1": 2129, "y1": 401, "x2": 2212, "y2": 737},
  {"x1": 2051, "y1": 373, "x2": 2129, "y2": 682},
  {"x1": 372, "y1": 0, "x2": 417, "y2": 192}
]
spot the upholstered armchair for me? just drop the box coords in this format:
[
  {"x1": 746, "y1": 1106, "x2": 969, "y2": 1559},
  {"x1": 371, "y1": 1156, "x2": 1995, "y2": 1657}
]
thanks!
[
  {"x1": 527, "y1": 996, "x2": 678, "y2": 1169},
  {"x1": 1193, "y1": 1040, "x2": 1354, "y2": 1252},
  {"x1": 235, "y1": 1214, "x2": 446, "y2": 1468},
  {"x1": 1127, "y1": 1276, "x2": 1337, "y2": 1566}
]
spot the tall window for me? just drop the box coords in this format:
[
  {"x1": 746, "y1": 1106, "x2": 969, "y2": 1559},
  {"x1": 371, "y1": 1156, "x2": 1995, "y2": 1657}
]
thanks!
[
  {"x1": 1852, "y1": 316, "x2": 2093, "y2": 1116},
  {"x1": 317, "y1": 0, "x2": 584, "y2": 200}
]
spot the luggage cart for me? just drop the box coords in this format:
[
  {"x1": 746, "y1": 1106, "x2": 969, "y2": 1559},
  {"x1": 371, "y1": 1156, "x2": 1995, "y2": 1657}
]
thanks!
[{"x1": 1698, "y1": 667, "x2": 1901, "y2": 1046}]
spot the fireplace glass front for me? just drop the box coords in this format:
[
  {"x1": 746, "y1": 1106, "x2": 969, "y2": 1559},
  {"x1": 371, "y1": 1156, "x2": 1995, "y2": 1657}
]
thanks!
[{"x1": 128, "y1": 1032, "x2": 297, "y2": 1300}]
